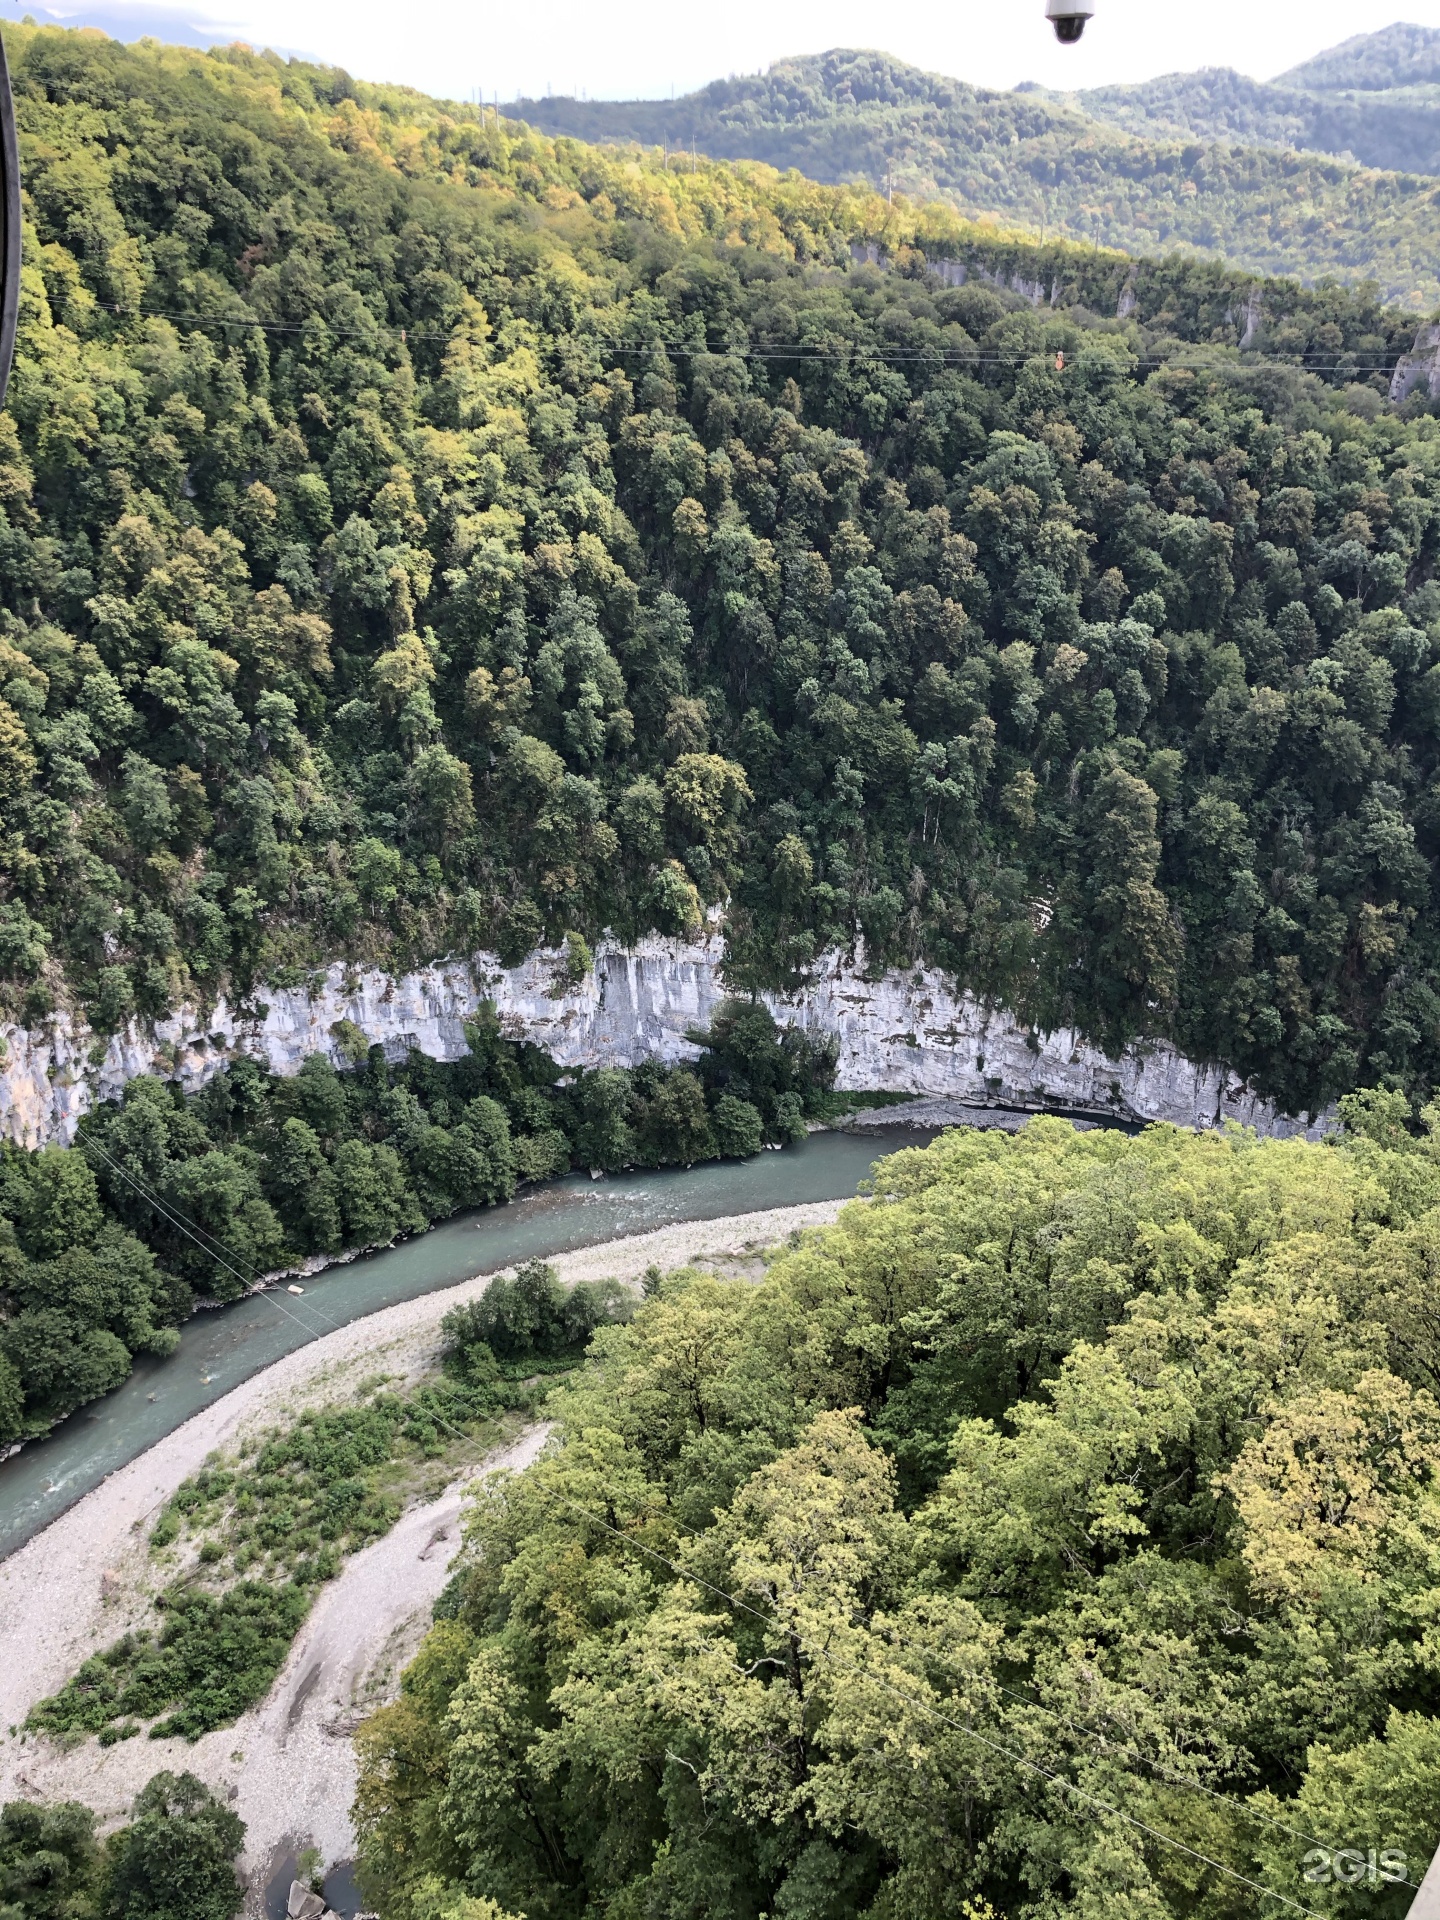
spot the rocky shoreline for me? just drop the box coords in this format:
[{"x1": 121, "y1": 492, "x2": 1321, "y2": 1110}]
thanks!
[{"x1": 0, "y1": 1201, "x2": 848, "y2": 1895}]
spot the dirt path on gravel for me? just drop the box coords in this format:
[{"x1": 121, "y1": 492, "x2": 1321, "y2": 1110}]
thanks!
[
  {"x1": 5, "y1": 1424, "x2": 551, "y2": 1901},
  {"x1": 1, "y1": 1199, "x2": 848, "y2": 1892}
]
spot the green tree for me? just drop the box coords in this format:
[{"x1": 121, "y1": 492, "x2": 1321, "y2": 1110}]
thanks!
[
  {"x1": 0, "y1": 1800, "x2": 99, "y2": 1920},
  {"x1": 355, "y1": 1116, "x2": 1440, "y2": 1920},
  {"x1": 710, "y1": 1093, "x2": 763, "y2": 1158},
  {"x1": 331, "y1": 1138, "x2": 422, "y2": 1247},
  {"x1": 264, "y1": 1118, "x2": 342, "y2": 1253},
  {"x1": 8, "y1": 1148, "x2": 104, "y2": 1259},
  {"x1": 100, "y1": 1776, "x2": 242, "y2": 1920}
]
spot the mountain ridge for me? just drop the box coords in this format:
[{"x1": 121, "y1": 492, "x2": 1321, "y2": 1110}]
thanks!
[
  {"x1": 1072, "y1": 22, "x2": 1440, "y2": 174},
  {"x1": 1275, "y1": 19, "x2": 1440, "y2": 90},
  {"x1": 514, "y1": 35, "x2": 1440, "y2": 302}
]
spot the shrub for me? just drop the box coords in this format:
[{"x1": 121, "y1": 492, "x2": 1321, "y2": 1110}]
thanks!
[
  {"x1": 441, "y1": 1262, "x2": 631, "y2": 1370},
  {"x1": 711, "y1": 1094, "x2": 764, "y2": 1158},
  {"x1": 29, "y1": 1584, "x2": 309, "y2": 1742}
]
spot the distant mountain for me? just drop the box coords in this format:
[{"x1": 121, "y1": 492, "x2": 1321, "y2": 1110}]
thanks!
[
  {"x1": 1070, "y1": 23, "x2": 1440, "y2": 175},
  {"x1": 515, "y1": 46, "x2": 1440, "y2": 304},
  {"x1": 1069, "y1": 69, "x2": 1315, "y2": 153},
  {"x1": 1073, "y1": 65, "x2": 1440, "y2": 173},
  {"x1": 1275, "y1": 20, "x2": 1440, "y2": 91}
]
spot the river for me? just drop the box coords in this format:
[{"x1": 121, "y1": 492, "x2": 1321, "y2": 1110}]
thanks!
[{"x1": 0, "y1": 1126, "x2": 928, "y2": 1559}]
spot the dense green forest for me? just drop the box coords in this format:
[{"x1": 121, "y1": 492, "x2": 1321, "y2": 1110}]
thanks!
[
  {"x1": 1073, "y1": 24, "x2": 1440, "y2": 178},
  {"x1": 354, "y1": 1107, "x2": 1440, "y2": 1920},
  {"x1": 1279, "y1": 23, "x2": 1440, "y2": 93},
  {"x1": 1071, "y1": 66, "x2": 1440, "y2": 177},
  {"x1": 0, "y1": 999, "x2": 833, "y2": 1443},
  {"x1": 516, "y1": 44, "x2": 1440, "y2": 302},
  {"x1": 5, "y1": 23, "x2": 1440, "y2": 1129},
  {"x1": 25, "y1": 30, "x2": 1440, "y2": 1918}
]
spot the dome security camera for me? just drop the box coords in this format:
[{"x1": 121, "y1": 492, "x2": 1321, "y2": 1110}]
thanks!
[{"x1": 1046, "y1": 0, "x2": 1094, "y2": 41}]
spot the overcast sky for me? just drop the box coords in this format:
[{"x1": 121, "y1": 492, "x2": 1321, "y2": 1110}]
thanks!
[{"x1": 16, "y1": 0, "x2": 1440, "y2": 104}]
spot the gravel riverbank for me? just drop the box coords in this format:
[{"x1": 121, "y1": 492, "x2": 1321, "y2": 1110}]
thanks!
[{"x1": 0, "y1": 1199, "x2": 848, "y2": 1895}]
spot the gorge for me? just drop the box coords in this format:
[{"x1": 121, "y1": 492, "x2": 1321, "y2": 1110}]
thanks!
[{"x1": 0, "y1": 936, "x2": 1328, "y2": 1149}]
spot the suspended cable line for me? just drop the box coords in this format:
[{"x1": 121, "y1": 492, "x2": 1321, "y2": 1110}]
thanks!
[
  {"x1": 531, "y1": 1484, "x2": 1331, "y2": 1918},
  {"x1": 78, "y1": 1129, "x2": 341, "y2": 1345},
  {"x1": 610, "y1": 1485, "x2": 1411, "y2": 1881},
  {"x1": 76, "y1": 1142, "x2": 1370, "y2": 1908},
  {"x1": 80, "y1": 300, "x2": 1410, "y2": 380}
]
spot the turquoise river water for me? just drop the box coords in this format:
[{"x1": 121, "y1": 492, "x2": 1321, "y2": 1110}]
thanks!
[{"x1": 0, "y1": 1126, "x2": 929, "y2": 1559}]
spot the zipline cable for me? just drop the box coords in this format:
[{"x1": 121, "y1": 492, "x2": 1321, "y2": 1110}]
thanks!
[
  {"x1": 79, "y1": 301, "x2": 1413, "y2": 379},
  {"x1": 71, "y1": 1108, "x2": 1410, "y2": 1898},
  {"x1": 79, "y1": 1131, "x2": 1368, "y2": 1906},
  {"x1": 619, "y1": 1483, "x2": 1416, "y2": 1880},
  {"x1": 531, "y1": 1483, "x2": 1331, "y2": 1917},
  {"x1": 78, "y1": 1128, "x2": 342, "y2": 1345},
  {"x1": 78, "y1": 1116, "x2": 1393, "y2": 1895}
]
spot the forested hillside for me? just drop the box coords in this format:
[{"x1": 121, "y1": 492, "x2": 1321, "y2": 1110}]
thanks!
[
  {"x1": 1073, "y1": 66, "x2": 1440, "y2": 176},
  {"x1": 515, "y1": 46, "x2": 1440, "y2": 302},
  {"x1": 1074, "y1": 25, "x2": 1440, "y2": 177},
  {"x1": 1279, "y1": 22, "x2": 1440, "y2": 92},
  {"x1": 355, "y1": 1108, "x2": 1440, "y2": 1920},
  {"x1": 5, "y1": 23, "x2": 1440, "y2": 1129}
]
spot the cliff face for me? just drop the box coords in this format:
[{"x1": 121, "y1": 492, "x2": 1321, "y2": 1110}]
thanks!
[{"x1": 0, "y1": 935, "x2": 1327, "y2": 1147}]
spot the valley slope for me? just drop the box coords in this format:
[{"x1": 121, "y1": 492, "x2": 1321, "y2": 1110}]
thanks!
[
  {"x1": 2, "y1": 23, "x2": 1440, "y2": 1129},
  {"x1": 516, "y1": 35, "x2": 1440, "y2": 301}
]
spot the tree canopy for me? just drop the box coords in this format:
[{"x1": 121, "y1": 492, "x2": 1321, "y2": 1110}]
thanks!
[
  {"x1": 0, "y1": 1774, "x2": 243, "y2": 1920},
  {"x1": 4, "y1": 25, "x2": 1440, "y2": 1124},
  {"x1": 356, "y1": 1108, "x2": 1440, "y2": 1919}
]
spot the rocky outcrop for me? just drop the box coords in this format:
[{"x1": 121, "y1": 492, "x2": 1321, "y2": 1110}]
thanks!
[
  {"x1": 1391, "y1": 322, "x2": 1440, "y2": 404},
  {"x1": 1224, "y1": 287, "x2": 1263, "y2": 351},
  {"x1": 0, "y1": 935, "x2": 1327, "y2": 1147},
  {"x1": 846, "y1": 243, "x2": 1066, "y2": 310}
]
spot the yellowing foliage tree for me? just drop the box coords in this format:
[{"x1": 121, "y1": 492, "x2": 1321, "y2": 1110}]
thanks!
[{"x1": 357, "y1": 1112, "x2": 1440, "y2": 1918}]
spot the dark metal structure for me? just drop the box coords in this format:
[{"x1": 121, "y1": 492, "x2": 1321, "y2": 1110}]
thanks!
[
  {"x1": 0, "y1": 34, "x2": 19, "y2": 407},
  {"x1": 1046, "y1": 0, "x2": 1095, "y2": 42}
]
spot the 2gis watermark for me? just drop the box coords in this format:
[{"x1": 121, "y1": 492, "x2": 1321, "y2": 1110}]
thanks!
[{"x1": 1301, "y1": 1846, "x2": 1408, "y2": 1888}]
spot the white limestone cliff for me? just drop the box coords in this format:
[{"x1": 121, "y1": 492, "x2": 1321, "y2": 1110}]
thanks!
[{"x1": 0, "y1": 933, "x2": 1328, "y2": 1148}]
